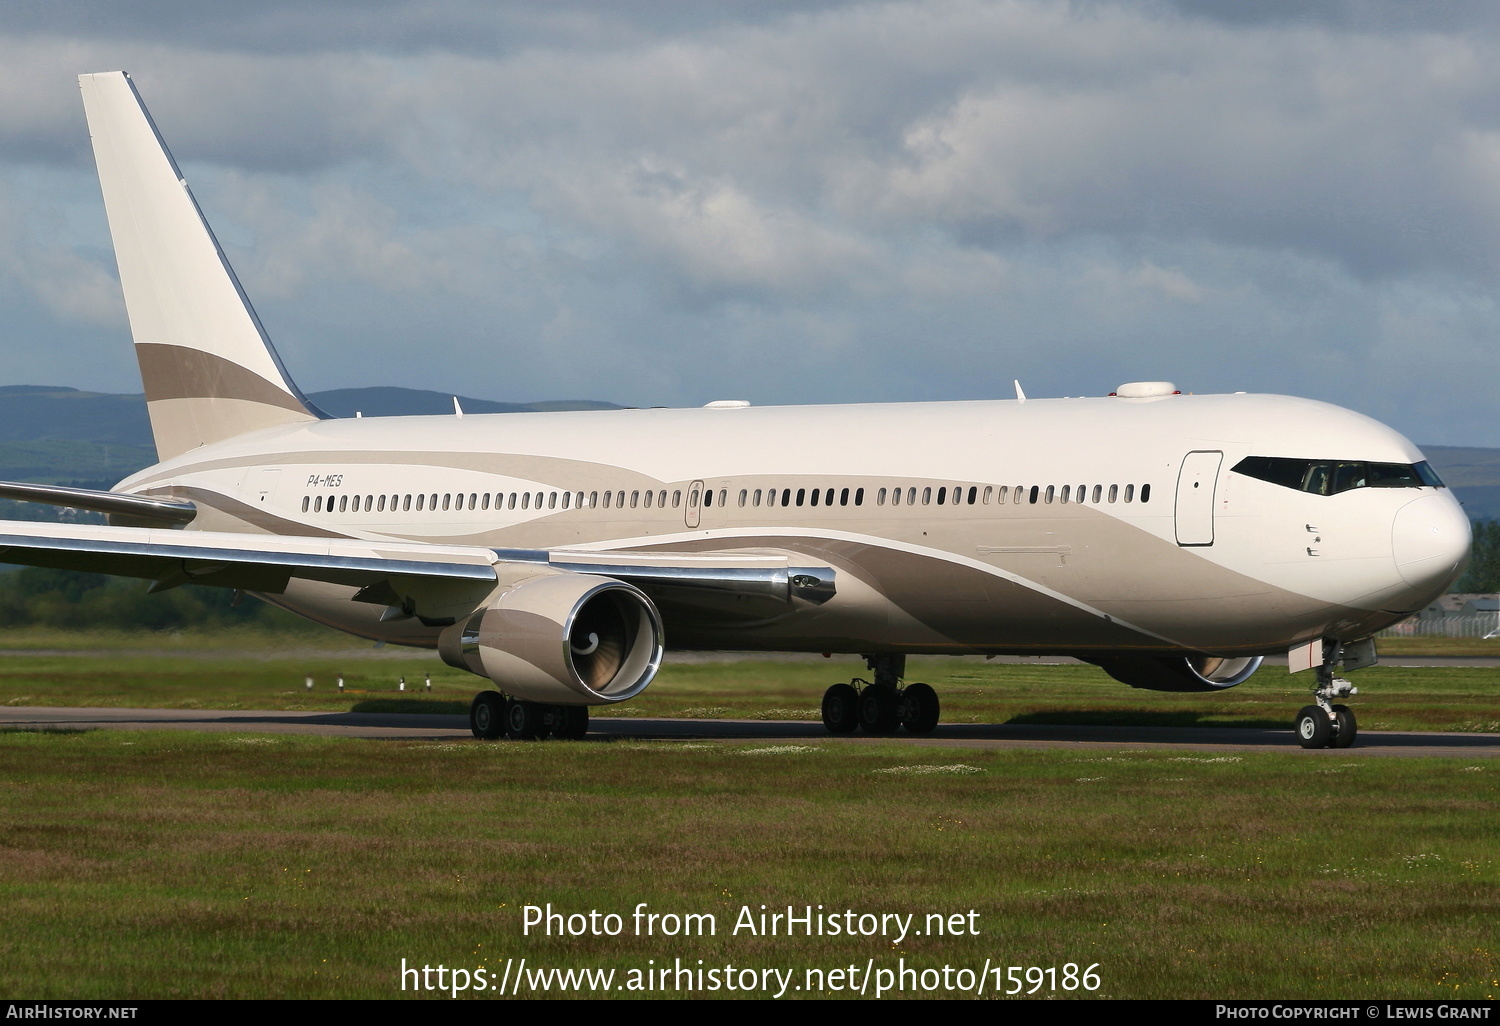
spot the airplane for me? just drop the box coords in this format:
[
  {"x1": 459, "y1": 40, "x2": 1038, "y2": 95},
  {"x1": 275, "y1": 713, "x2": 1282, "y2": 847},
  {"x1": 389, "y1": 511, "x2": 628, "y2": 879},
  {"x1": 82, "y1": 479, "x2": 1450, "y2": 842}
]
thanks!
[{"x1": 0, "y1": 71, "x2": 1471, "y2": 748}]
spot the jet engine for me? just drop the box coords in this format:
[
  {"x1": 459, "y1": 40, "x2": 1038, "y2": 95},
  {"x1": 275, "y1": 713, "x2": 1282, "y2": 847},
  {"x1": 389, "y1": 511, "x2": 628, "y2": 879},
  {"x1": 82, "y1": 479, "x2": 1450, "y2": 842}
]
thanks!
[
  {"x1": 438, "y1": 569, "x2": 663, "y2": 705},
  {"x1": 1090, "y1": 654, "x2": 1263, "y2": 692}
]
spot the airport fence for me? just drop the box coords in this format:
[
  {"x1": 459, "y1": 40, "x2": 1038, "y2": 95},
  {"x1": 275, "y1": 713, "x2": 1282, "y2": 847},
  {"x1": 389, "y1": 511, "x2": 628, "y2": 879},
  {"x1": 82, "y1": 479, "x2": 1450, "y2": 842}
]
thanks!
[{"x1": 1377, "y1": 614, "x2": 1500, "y2": 639}]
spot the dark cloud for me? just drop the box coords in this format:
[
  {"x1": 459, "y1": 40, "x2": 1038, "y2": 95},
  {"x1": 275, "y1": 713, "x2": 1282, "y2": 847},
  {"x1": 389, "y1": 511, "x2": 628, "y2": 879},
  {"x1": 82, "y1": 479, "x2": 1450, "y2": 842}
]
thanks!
[{"x1": 2, "y1": 0, "x2": 1500, "y2": 446}]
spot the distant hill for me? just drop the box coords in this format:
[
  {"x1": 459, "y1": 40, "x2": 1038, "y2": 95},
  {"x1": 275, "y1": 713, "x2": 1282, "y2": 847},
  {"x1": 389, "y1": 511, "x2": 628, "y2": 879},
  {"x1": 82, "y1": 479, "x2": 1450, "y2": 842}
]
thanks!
[
  {"x1": 1418, "y1": 447, "x2": 1500, "y2": 522},
  {"x1": 0, "y1": 385, "x2": 1496, "y2": 519}
]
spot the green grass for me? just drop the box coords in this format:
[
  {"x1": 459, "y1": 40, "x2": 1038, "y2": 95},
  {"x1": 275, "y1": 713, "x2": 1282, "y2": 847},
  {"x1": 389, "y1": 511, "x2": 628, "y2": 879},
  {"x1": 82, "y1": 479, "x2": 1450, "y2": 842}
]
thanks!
[
  {"x1": 0, "y1": 635, "x2": 1496, "y2": 732},
  {"x1": 0, "y1": 730, "x2": 1494, "y2": 999}
]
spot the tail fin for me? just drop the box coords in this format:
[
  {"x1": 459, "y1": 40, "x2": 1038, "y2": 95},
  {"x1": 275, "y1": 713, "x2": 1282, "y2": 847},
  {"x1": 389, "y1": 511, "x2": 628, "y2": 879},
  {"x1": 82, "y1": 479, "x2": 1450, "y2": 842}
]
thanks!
[{"x1": 78, "y1": 71, "x2": 323, "y2": 461}]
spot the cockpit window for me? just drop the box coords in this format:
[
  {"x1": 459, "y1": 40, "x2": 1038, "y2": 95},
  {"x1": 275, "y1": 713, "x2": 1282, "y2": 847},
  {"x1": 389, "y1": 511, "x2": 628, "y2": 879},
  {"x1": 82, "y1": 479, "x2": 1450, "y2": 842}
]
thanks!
[{"x1": 1232, "y1": 457, "x2": 1444, "y2": 495}]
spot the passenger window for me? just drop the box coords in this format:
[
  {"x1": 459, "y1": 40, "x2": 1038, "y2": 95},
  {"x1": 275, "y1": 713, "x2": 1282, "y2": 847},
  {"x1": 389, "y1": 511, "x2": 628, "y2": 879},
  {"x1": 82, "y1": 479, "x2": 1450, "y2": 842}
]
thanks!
[
  {"x1": 1044, "y1": 485, "x2": 1054, "y2": 504},
  {"x1": 1125, "y1": 484, "x2": 1135, "y2": 502},
  {"x1": 1140, "y1": 483, "x2": 1151, "y2": 503},
  {"x1": 968, "y1": 486, "x2": 977, "y2": 504},
  {"x1": 378, "y1": 495, "x2": 387, "y2": 512},
  {"x1": 1029, "y1": 485, "x2": 1039, "y2": 504},
  {"x1": 1060, "y1": 485, "x2": 1069, "y2": 504},
  {"x1": 855, "y1": 487, "x2": 864, "y2": 505},
  {"x1": 877, "y1": 487, "x2": 887, "y2": 505},
  {"x1": 796, "y1": 488, "x2": 806, "y2": 506},
  {"x1": 738, "y1": 489, "x2": 747, "y2": 507},
  {"x1": 922, "y1": 487, "x2": 932, "y2": 505},
  {"x1": 631, "y1": 490, "x2": 639, "y2": 508},
  {"x1": 840, "y1": 487, "x2": 849, "y2": 506},
  {"x1": 753, "y1": 488, "x2": 763, "y2": 507},
  {"x1": 936, "y1": 487, "x2": 945, "y2": 505},
  {"x1": 673, "y1": 490, "x2": 681, "y2": 507},
  {"x1": 891, "y1": 487, "x2": 901, "y2": 506},
  {"x1": 810, "y1": 488, "x2": 819, "y2": 507},
  {"x1": 1092, "y1": 485, "x2": 1102, "y2": 503}
]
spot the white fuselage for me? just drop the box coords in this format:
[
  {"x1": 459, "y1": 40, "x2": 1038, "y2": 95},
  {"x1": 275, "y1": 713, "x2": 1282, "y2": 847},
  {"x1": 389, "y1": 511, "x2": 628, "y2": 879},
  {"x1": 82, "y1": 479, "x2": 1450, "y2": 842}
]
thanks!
[{"x1": 115, "y1": 391, "x2": 1470, "y2": 658}]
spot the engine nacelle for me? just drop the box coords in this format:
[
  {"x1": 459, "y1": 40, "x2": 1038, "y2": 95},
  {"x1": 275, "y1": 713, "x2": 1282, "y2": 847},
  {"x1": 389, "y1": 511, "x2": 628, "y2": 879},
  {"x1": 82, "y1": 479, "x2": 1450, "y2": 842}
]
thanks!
[
  {"x1": 439, "y1": 569, "x2": 663, "y2": 705},
  {"x1": 1091, "y1": 654, "x2": 1263, "y2": 693}
]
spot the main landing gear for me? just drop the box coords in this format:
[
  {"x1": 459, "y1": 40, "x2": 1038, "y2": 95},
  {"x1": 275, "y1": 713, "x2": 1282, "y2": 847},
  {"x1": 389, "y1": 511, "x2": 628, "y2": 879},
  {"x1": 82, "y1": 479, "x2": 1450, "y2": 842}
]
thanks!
[
  {"x1": 1294, "y1": 640, "x2": 1360, "y2": 750},
  {"x1": 821, "y1": 654, "x2": 940, "y2": 735},
  {"x1": 469, "y1": 690, "x2": 589, "y2": 741}
]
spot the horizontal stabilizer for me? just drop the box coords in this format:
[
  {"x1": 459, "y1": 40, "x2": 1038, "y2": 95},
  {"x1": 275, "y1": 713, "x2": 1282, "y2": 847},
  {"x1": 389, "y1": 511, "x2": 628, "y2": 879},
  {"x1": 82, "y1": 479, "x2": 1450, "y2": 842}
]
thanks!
[{"x1": 0, "y1": 480, "x2": 195, "y2": 526}]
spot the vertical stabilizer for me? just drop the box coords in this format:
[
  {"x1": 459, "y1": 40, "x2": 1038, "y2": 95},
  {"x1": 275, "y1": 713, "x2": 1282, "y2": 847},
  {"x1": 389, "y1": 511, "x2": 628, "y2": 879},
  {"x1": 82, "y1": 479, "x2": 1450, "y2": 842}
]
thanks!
[{"x1": 79, "y1": 71, "x2": 322, "y2": 460}]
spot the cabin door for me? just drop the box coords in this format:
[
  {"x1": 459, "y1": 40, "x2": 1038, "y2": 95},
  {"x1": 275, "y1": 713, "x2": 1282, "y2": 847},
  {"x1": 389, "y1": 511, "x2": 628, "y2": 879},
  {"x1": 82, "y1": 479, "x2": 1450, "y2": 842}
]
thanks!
[
  {"x1": 1174, "y1": 451, "x2": 1222, "y2": 546},
  {"x1": 685, "y1": 480, "x2": 703, "y2": 528}
]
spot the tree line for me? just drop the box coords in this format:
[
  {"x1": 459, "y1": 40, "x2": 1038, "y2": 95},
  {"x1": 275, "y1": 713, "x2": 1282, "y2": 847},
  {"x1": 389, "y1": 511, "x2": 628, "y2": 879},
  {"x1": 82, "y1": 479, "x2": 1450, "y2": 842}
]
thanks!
[
  {"x1": 0, "y1": 567, "x2": 314, "y2": 631},
  {"x1": 1457, "y1": 520, "x2": 1500, "y2": 592}
]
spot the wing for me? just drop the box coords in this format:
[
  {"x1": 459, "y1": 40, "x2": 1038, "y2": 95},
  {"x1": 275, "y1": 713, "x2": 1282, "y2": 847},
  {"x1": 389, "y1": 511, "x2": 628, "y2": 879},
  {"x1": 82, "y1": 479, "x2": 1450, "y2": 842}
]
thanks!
[{"x1": 0, "y1": 521, "x2": 835, "y2": 624}]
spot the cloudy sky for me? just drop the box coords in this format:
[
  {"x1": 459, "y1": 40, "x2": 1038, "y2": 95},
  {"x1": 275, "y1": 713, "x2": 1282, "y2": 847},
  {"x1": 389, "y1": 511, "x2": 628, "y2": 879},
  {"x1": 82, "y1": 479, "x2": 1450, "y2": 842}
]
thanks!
[{"x1": 3, "y1": 1, "x2": 1499, "y2": 445}]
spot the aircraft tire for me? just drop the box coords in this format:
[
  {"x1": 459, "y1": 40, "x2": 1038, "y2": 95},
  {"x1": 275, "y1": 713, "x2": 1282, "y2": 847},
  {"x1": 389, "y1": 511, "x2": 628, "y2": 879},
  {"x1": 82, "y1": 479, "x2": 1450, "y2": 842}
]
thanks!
[
  {"x1": 554, "y1": 704, "x2": 589, "y2": 740},
  {"x1": 1330, "y1": 705, "x2": 1357, "y2": 749},
  {"x1": 859, "y1": 684, "x2": 900, "y2": 734},
  {"x1": 900, "y1": 682, "x2": 940, "y2": 734},
  {"x1": 821, "y1": 683, "x2": 860, "y2": 734},
  {"x1": 507, "y1": 699, "x2": 547, "y2": 740},
  {"x1": 1295, "y1": 705, "x2": 1330, "y2": 749},
  {"x1": 470, "y1": 691, "x2": 506, "y2": 740}
]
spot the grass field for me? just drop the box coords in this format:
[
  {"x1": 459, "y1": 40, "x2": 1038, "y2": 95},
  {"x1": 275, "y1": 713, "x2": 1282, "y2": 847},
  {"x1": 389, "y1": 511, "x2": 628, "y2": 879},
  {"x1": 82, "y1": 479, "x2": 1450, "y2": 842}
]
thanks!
[
  {"x1": 0, "y1": 630, "x2": 1495, "y2": 1000},
  {"x1": 0, "y1": 729, "x2": 1494, "y2": 999},
  {"x1": 0, "y1": 629, "x2": 1495, "y2": 733}
]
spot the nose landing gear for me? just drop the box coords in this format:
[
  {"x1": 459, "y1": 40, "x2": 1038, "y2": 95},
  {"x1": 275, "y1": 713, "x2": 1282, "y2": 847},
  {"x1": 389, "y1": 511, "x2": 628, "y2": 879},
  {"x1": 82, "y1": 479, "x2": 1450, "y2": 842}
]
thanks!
[{"x1": 1294, "y1": 640, "x2": 1363, "y2": 749}]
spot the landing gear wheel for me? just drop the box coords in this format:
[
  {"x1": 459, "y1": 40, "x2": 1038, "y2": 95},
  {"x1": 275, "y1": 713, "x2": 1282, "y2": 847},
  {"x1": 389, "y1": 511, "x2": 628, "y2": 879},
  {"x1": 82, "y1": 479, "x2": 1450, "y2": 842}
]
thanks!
[
  {"x1": 470, "y1": 691, "x2": 506, "y2": 740},
  {"x1": 506, "y1": 699, "x2": 547, "y2": 740},
  {"x1": 1330, "y1": 704, "x2": 1357, "y2": 749},
  {"x1": 822, "y1": 683, "x2": 859, "y2": 734},
  {"x1": 900, "y1": 682, "x2": 940, "y2": 734},
  {"x1": 1295, "y1": 705, "x2": 1330, "y2": 749},
  {"x1": 859, "y1": 684, "x2": 900, "y2": 734},
  {"x1": 554, "y1": 705, "x2": 589, "y2": 740}
]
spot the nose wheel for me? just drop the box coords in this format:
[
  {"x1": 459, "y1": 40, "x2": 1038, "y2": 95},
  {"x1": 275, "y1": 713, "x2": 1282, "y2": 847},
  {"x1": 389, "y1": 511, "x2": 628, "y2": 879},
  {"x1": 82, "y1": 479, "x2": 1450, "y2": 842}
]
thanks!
[{"x1": 1294, "y1": 640, "x2": 1361, "y2": 749}]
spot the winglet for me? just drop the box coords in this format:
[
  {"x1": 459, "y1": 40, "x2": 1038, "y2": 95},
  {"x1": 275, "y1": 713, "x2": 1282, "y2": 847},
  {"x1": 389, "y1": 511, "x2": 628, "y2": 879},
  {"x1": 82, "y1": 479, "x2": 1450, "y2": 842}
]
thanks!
[
  {"x1": 1014, "y1": 379, "x2": 1027, "y2": 403},
  {"x1": 78, "y1": 71, "x2": 324, "y2": 460}
]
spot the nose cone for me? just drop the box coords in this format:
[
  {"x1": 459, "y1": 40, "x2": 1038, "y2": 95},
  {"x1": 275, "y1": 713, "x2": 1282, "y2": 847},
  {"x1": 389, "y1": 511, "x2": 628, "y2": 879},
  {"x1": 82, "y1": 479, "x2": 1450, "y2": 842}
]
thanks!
[{"x1": 1392, "y1": 493, "x2": 1471, "y2": 596}]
